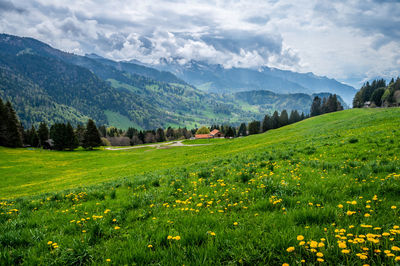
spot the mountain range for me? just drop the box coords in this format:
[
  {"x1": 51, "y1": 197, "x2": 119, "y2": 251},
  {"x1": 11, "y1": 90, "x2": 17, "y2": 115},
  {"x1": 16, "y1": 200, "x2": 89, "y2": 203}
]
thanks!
[
  {"x1": 0, "y1": 34, "x2": 352, "y2": 129},
  {"x1": 140, "y1": 58, "x2": 356, "y2": 104}
]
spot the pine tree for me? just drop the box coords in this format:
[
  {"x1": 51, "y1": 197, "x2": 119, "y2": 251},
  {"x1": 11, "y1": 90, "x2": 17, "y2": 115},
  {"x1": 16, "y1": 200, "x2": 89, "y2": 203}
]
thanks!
[
  {"x1": 65, "y1": 123, "x2": 78, "y2": 150},
  {"x1": 75, "y1": 124, "x2": 85, "y2": 146},
  {"x1": 310, "y1": 96, "x2": 322, "y2": 117},
  {"x1": 271, "y1": 111, "x2": 280, "y2": 129},
  {"x1": 237, "y1": 123, "x2": 247, "y2": 137},
  {"x1": 38, "y1": 122, "x2": 49, "y2": 147},
  {"x1": 50, "y1": 123, "x2": 67, "y2": 150},
  {"x1": 156, "y1": 128, "x2": 166, "y2": 142},
  {"x1": 279, "y1": 110, "x2": 289, "y2": 127},
  {"x1": 30, "y1": 125, "x2": 39, "y2": 147},
  {"x1": 262, "y1": 114, "x2": 271, "y2": 132},
  {"x1": 5, "y1": 101, "x2": 23, "y2": 147},
  {"x1": 0, "y1": 98, "x2": 7, "y2": 146},
  {"x1": 289, "y1": 110, "x2": 301, "y2": 124},
  {"x1": 248, "y1": 120, "x2": 261, "y2": 135},
  {"x1": 82, "y1": 119, "x2": 102, "y2": 150}
]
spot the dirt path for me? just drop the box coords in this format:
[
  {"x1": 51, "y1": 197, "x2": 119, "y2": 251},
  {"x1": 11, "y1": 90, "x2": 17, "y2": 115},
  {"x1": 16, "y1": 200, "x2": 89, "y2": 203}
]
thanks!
[{"x1": 105, "y1": 140, "x2": 210, "y2": 151}]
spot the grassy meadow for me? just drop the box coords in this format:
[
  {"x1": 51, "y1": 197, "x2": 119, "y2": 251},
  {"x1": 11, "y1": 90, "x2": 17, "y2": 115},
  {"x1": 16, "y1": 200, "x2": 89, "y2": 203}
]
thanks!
[{"x1": 1, "y1": 108, "x2": 400, "y2": 265}]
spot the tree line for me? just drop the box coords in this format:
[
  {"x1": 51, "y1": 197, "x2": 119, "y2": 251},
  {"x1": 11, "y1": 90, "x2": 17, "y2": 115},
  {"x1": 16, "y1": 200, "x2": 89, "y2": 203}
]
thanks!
[
  {"x1": 0, "y1": 93, "x2": 345, "y2": 149},
  {"x1": 353, "y1": 77, "x2": 400, "y2": 108},
  {"x1": 0, "y1": 97, "x2": 102, "y2": 150},
  {"x1": 310, "y1": 94, "x2": 343, "y2": 117}
]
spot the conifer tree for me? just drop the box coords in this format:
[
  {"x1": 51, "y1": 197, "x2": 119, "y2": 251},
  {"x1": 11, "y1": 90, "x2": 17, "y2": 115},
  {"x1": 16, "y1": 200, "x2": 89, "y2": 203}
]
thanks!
[
  {"x1": 279, "y1": 110, "x2": 289, "y2": 127},
  {"x1": 30, "y1": 125, "x2": 39, "y2": 147},
  {"x1": 82, "y1": 119, "x2": 102, "y2": 150},
  {"x1": 50, "y1": 123, "x2": 67, "y2": 150},
  {"x1": 271, "y1": 111, "x2": 280, "y2": 129},
  {"x1": 262, "y1": 114, "x2": 271, "y2": 132},
  {"x1": 65, "y1": 123, "x2": 78, "y2": 150},
  {"x1": 0, "y1": 99, "x2": 7, "y2": 146},
  {"x1": 310, "y1": 96, "x2": 322, "y2": 117},
  {"x1": 5, "y1": 101, "x2": 23, "y2": 147},
  {"x1": 248, "y1": 120, "x2": 261, "y2": 135},
  {"x1": 38, "y1": 122, "x2": 49, "y2": 147},
  {"x1": 237, "y1": 123, "x2": 247, "y2": 137}
]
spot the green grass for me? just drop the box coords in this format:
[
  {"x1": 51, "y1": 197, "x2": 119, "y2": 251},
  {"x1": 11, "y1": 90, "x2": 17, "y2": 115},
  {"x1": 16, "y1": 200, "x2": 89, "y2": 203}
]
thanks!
[{"x1": 1, "y1": 108, "x2": 400, "y2": 265}]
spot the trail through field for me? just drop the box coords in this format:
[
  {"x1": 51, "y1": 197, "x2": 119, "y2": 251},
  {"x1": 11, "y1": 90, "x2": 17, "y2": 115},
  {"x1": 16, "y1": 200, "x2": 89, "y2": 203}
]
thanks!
[{"x1": 105, "y1": 140, "x2": 211, "y2": 150}]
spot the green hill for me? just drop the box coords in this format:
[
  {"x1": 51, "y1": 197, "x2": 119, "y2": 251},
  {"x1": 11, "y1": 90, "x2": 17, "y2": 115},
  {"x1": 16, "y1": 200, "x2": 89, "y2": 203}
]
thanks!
[{"x1": 1, "y1": 108, "x2": 400, "y2": 265}]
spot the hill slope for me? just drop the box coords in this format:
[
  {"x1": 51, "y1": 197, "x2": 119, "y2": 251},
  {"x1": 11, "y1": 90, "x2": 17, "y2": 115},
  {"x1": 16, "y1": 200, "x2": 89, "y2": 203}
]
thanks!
[{"x1": 0, "y1": 108, "x2": 399, "y2": 265}]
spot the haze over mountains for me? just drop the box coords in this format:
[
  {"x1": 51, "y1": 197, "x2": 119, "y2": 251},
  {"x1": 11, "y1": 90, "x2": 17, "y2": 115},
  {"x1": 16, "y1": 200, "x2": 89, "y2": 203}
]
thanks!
[
  {"x1": 142, "y1": 58, "x2": 356, "y2": 104},
  {"x1": 0, "y1": 34, "x2": 352, "y2": 129}
]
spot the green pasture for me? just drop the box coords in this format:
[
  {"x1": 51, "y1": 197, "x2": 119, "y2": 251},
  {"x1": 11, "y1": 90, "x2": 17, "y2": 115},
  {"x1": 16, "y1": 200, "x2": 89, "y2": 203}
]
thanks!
[{"x1": 1, "y1": 108, "x2": 400, "y2": 265}]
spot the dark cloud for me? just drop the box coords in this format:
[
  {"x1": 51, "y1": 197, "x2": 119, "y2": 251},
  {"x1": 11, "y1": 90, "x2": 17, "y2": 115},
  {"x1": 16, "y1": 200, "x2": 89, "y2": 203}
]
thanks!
[
  {"x1": 0, "y1": 0, "x2": 24, "y2": 13},
  {"x1": 201, "y1": 29, "x2": 282, "y2": 56}
]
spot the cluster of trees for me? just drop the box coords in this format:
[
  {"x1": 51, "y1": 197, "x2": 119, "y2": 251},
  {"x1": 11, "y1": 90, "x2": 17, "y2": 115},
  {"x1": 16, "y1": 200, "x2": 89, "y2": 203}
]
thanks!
[
  {"x1": 310, "y1": 94, "x2": 343, "y2": 117},
  {"x1": 0, "y1": 98, "x2": 103, "y2": 150},
  {"x1": 97, "y1": 126, "x2": 195, "y2": 146},
  {"x1": 24, "y1": 119, "x2": 102, "y2": 151},
  {"x1": 248, "y1": 109, "x2": 306, "y2": 136},
  {"x1": 353, "y1": 78, "x2": 400, "y2": 108}
]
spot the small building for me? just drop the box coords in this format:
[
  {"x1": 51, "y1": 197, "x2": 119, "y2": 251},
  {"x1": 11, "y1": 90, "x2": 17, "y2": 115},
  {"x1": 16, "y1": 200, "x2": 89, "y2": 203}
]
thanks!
[
  {"x1": 195, "y1": 134, "x2": 211, "y2": 139},
  {"x1": 195, "y1": 129, "x2": 224, "y2": 139},
  {"x1": 364, "y1": 101, "x2": 371, "y2": 108},
  {"x1": 210, "y1": 129, "x2": 223, "y2": 138}
]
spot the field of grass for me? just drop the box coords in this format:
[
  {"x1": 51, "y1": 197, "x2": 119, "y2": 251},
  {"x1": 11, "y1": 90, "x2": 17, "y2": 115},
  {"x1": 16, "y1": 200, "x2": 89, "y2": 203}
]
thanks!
[{"x1": 1, "y1": 108, "x2": 400, "y2": 265}]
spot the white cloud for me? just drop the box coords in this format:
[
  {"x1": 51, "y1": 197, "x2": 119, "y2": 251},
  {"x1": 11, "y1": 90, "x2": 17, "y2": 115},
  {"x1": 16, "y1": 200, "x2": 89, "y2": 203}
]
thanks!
[{"x1": 0, "y1": 0, "x2": 399, "y2": 88}]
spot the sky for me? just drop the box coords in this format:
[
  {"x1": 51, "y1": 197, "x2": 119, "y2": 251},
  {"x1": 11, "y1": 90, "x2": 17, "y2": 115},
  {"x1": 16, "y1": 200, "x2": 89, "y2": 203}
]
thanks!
[{"x1": 0, "y1": 0, "x2": 399, "y2": 88}]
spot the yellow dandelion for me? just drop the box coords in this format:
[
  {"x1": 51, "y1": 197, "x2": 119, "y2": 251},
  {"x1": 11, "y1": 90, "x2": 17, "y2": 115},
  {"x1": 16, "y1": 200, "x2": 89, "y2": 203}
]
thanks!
[
  {"x1": 286, "y1": 246, "x2": 295, "y2": 252},
  {"x1": 148, "y1": 244, "x2": 153, "y2": 248},
  {"x1": 297, "y1": 235, "x2": 304, "y2": 241},
  {"x1": 114, "y1": 226, "x2": 120, "y2": 230},
  {"x1": 341, "y1": 249, "x2": 350, "y2": 254},
  {"x1": 316, "y1": 252, "x2": 323, "y2": 257}
]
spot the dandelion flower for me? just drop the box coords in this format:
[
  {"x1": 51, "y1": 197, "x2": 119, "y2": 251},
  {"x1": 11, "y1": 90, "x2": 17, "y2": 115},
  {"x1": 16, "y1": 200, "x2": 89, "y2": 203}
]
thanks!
[
  {"x1": 114, "y1": 226, "x2": 120, "y2": 230},
  {"x1": 286, "y1": 247, "x2": 295, "y2": 252},
  {"x1": 297, "y1": 235, "x2": 304, "y2": 241}
]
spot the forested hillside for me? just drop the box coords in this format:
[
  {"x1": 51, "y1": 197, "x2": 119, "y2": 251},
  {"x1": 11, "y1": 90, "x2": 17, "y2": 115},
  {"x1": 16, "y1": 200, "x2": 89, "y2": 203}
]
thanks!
[{"x1": 0, "y1": 34, "x2": 347, "y2": 129}]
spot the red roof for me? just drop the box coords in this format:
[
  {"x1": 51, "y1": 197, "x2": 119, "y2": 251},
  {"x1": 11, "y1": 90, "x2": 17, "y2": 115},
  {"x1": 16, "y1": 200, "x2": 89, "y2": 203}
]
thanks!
[
  {"x1": 195, "y1": 134, "x2": 211, "y2": 139},
  {"x1": 210, "y1": 129, "x2": 220, "y2": 135}
]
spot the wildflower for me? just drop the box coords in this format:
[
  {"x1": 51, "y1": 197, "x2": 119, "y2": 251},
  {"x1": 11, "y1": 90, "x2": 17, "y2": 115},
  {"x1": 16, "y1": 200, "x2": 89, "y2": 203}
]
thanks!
[
  {"x1": 310, "y1": 241, "x2": 318, "y2": 248},
  {"x1": 338, "y1": 204, "x2": 343, "y2": 208},
  {"x1": 148, "y1": 244, "x2": 153, "y2": 248},
  {"x1": 392, "y1": 206, "x2": 397, "y2": 209},
  {"x1": 342, "y1": 249, "x2": 350, "y2": 254},
  {"x1": 173, "y1": 236, "x2": 181, "y2": 240},
  {"x1": 114, "y1": 226, "x2": 120, "y2": 230},
  {"x1": 167, "y1": 235, "x2": 173, "y2": 240},
  {"x1": 112, "y1": 218, "x2": 116, "y2": 222},
  {"x1": 364, "y1": 213, "x2": 370, "y2": 217},
  {"x1": 317, "y1": 258, "x2": 324, "y2": 262},
  {"x1": 338, "y1": 242, "x2": 347, "y2": 249},
  {"x1": 233, "y1": 222, "x2": 238, "y2": 226},
  {"x1": 392, "y1": 246, "x2": 400, "y2": 251},
  {"x1": 47, "y1": 241, "x2": 53, "y2": 245},
  {"x1": 297, "y1": 235, "x2": 304, "y2": 241},
  {"x1": 395, "y1": 256, "x2": 400, "y2": 261},
  {"x1": 106, "y1": 259, "x2": 111, "y2": 262},
  {"x1": 316, "y1": 252, "x2": 323, "y2": 257},
  {"x1": 299, "y1": 241, "x2": 305, "y2": 246},
  {"x1": 282, "y1": 263, "x2": 289, "y2": 266},
  {"x1": 286, "y1": 247, "x2": 295, "y2": 252}
]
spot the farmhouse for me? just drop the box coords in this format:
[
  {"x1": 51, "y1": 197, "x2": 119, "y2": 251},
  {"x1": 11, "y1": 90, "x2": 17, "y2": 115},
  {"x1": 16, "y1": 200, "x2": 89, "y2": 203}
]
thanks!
[{"x1": 195, "y1": 129, "x2": 223, "y2": 139}]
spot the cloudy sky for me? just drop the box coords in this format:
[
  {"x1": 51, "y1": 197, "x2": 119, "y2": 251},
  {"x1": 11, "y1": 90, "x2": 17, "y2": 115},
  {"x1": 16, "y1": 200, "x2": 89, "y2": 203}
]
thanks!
[{"x1": 1, "y1": 0, "x2": 399, "y2": 88}]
